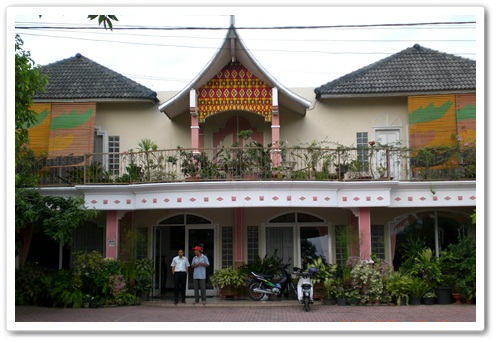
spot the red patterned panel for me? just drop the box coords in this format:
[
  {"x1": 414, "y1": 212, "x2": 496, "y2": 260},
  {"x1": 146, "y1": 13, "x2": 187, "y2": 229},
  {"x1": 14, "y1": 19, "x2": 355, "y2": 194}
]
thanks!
[{"x1": 197, "y1": 61, "x2": 273, "y2": 122}]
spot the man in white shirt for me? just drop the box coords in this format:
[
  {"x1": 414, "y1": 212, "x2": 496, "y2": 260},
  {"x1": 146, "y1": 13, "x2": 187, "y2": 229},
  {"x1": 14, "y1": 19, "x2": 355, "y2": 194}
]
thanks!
[{"x1": 170, "y1": 249, "x2": 190, "y2": 305}]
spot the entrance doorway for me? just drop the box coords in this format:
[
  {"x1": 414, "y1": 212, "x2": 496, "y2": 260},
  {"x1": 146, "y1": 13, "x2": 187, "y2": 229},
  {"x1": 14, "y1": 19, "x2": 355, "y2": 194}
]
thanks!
[
  {"x1": 186, "y1": 226, "x2": 216, "y2": 296},
  {"x1": 152, "y1": 214, "x2": 218, "y2": 298}
]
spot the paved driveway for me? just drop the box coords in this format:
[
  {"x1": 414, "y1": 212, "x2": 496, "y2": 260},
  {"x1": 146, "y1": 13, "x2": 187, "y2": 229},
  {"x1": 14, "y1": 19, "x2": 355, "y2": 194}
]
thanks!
[{"x1": 12, "y1": 301, "x2": 481, "y2": 333}]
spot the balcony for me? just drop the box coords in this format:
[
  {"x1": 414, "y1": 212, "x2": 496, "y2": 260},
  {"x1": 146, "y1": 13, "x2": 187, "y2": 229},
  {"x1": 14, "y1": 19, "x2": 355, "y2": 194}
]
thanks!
[{"x1": 23, "y1": 145, "x2": 476, "y2": 187}]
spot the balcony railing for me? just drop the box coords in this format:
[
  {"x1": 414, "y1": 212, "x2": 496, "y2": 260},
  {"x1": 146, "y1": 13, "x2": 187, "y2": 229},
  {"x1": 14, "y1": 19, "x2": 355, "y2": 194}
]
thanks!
[{"x1": 22, "y1": 145, "x2": 476, "y2": 186}]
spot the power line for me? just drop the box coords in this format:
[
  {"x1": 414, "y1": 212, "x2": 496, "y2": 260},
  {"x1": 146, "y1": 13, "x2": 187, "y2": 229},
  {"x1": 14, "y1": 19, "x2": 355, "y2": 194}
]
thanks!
[
  {"x1": 15, "y1": 21, "x2": 476, "y2": 30},
  {"x1": 16, "y1": 32, "x2": 476, "y2": 56},
  {"x1": 16, "y1": 29, "x2": 476, "y2": 43}
]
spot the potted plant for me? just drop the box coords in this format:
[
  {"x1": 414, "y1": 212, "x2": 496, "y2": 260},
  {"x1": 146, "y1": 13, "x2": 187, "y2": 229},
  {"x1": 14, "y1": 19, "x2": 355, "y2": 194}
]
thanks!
[
  {"x1": 344, "y1": 285, "x2": 361, "y2": 306},
  {"x1": 134, "y1": 258, "x2": 154, "y2": 301},
  {"x1": 423, "y1": 291, "x2": 437, "y2": 305},
  {"x1": 437, "y1": 237, "x2": 476, "y2": 304},
  {"x1": 178, "y1": 147, "x2": 214, "y2": 180},
  {"x1": 306, "y1": 257, "x2": 337, "y2": 300},
  {"x1": 322, "y1": 277, "x2": 335, "y2": 305},
  {"x1": 409, "y1": 277, "x2": 430, "y2": 305},
  {"x1": 334, "y1": 281, "x2": 347, "y2": 306},
  {"x1": 238, "y1": 250, "x2": 283, "y2": 277},
  {"x1": 210, "y1": 266, "x2": 246, "y2": 298},
  {"x1": 385, "y1": 271, "x2": 412, "y2": 306}
]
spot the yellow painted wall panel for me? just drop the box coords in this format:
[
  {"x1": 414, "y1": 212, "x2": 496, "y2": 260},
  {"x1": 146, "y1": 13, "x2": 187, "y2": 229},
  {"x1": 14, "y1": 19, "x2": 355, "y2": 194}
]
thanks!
[
  {"x1": 48, "y1": 103, "x2": 96, "y2": 157},
  {"x1": 27, "y1": 103, "x2": 51, "y2": 155},
  {"x1": 456, "y1": 94, "x2": 476, "y2": 142},
  {"x1": 408, "y1": 95, "x2": 457, "y2": 149}
]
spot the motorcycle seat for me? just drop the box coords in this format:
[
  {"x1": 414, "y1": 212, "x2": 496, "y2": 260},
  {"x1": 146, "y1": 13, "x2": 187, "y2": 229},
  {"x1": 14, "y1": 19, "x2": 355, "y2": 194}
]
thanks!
[{"x1": 251, "y1": 271, "x2": 274, "y2": 279}]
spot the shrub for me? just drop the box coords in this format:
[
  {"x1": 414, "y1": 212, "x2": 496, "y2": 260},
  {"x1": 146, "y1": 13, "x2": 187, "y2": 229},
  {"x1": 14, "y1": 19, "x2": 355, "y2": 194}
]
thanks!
[
  {"x1": 238, "y1": 250, "x2": 283, "y2": 276},
  {"x1": 210, "y1": 266, "x2": 246, "y2": 289}
]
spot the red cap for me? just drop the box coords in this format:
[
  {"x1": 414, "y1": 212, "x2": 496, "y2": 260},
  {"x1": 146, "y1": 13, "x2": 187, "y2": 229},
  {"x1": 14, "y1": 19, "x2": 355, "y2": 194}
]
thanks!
[{"x1": 193, "y1": 246, "x2": 203, "y2": 251}]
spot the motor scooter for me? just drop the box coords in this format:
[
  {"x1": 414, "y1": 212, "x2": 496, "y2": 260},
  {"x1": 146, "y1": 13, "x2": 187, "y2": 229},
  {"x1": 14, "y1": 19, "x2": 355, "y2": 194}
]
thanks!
[{"x1": 295, "y1": 267, "x2": 316, "y2": 312}]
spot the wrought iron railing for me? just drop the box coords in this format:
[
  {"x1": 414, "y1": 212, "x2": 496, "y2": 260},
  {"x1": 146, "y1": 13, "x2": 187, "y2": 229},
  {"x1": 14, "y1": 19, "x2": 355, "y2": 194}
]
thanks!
[{"x1": 22, "y1": 145, "x2": 476, "y2": 186}]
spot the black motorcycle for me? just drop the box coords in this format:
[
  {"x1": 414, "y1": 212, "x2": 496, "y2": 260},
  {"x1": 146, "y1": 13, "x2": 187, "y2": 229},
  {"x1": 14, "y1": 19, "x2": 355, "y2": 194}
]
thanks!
[{"x1": 247, "y1": 263, "x2": 297, "y2": 300}]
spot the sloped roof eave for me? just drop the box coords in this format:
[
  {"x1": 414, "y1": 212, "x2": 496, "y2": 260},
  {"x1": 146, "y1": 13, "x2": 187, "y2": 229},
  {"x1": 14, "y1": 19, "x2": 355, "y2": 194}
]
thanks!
[
  {"x1": 33, "y1": 97, "x2": 159, "y2": 104},
  {"x1": 318, "y1": 89, "x2": 477, "y2": 99}
]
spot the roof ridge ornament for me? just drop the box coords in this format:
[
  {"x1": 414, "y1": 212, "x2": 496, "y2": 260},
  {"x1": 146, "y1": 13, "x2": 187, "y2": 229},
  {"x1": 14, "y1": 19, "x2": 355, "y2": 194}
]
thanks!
[{"x1": 230, "y1": 15, "x2": 236, "y2": 62}]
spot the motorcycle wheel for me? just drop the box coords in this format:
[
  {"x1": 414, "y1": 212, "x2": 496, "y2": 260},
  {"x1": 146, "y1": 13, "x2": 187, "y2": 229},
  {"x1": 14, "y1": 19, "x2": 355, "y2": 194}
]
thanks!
[
  {"x1": 303, "y1": 297, "x2": 310, "y2": 312},
  {"x1": 248, "y1": 280, "x2": 265, "y2": 301}
]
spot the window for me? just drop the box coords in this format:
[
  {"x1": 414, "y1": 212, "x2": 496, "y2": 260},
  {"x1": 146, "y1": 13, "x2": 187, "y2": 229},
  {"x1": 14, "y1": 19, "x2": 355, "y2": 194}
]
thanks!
[
  {"x1": 136, "y1": 227, "x2": 149, "y2": 260},
  {"x1": 335, "y1": 225, "x2": 348, "y2": 267},
  {"x1": 300, "y1": 226, "x2": 329, "y2": 265},
  {"x1": 108, "y1": 136, "x2": 120, "y2": 176},
  {"x1": 94, "y1": 130, "x2": 104, "y2": 166},
  {"x1": 356, "y1": 132, "x2": 369, "y2": 172},
  {"x1": 247, "y1": 226, "x2": 259, "y2": 263},
  {"x1": 221, "y1": 226, "x2": 233, "y2": 268},
  {"x1": 371, "y1": 224, "x2": 385, "y2": 260}
]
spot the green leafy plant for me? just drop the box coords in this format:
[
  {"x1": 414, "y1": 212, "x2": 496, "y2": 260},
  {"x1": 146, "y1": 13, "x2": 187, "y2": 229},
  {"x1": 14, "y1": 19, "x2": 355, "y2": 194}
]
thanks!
[
  {"x1": 438, "y1": 237, "x2": 476, "y2": 298},
  {"x1": 346, "y1": 256, "x2": 391, "y2": 304},
  {"x1": 409, "y1": 277, "x2": 430, "y2": 299},
  {"x1": 322, "y1": 277, "x2": 336, "y2": 300},
  {"x1": 385, "y1": 271, "x2": 412, "y2": 305},
  {"x1": 306, "y1": 257, "x2": 337, "y2": 285},
  {"x1": 210, "y1": 266, "x2": 246, "y2": 289},
  {"x1": 134, "y1": 258, "x2": 154, "y2": 299},
  {"x1": 408, "y1": 247, "x2": 442, "y2": 293},
  {"x1": 423, "y1": 291, "x2": 436, "y2": 299},
  {"x1": 239, "y1": 250, "x2": 283, "y2": 276}
]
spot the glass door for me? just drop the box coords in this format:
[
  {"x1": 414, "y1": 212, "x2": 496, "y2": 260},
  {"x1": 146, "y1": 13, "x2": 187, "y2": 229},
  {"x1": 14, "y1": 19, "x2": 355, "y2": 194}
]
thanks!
[
  {"x1": 375, "y1": 129, "x2": 400, "y2": 179},
  {"x1": 265, "y1": 226, "x2": 295, "y2": 266},
  {"x1": 186, "y1": 226, "x2": 217, "y2": 296}
]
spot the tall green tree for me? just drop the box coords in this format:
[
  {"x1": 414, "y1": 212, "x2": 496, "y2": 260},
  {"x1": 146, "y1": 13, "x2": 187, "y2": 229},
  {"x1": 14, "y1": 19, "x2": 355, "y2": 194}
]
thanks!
[
  {"x1": 15, "y1": 34, "x2": 47, "y2": 168},
  {"x1": 15, "y1": 34, "x2": 99, "y2": 267}
]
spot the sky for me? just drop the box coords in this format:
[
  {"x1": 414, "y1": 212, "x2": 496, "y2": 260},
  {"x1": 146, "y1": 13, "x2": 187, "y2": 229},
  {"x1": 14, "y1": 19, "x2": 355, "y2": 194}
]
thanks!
[{"x1": 10, "y1": 6, "x2": 481, "y2": 92}]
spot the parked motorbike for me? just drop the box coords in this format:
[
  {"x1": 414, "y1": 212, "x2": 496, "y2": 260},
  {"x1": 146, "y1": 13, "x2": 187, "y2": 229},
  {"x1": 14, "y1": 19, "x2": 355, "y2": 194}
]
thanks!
[
  {"x1": 295, "y1": 267, "x2": 316, "y2": 312},
  {"x1": 247, "y1": 263, "x2": 297, "y2": 300}
]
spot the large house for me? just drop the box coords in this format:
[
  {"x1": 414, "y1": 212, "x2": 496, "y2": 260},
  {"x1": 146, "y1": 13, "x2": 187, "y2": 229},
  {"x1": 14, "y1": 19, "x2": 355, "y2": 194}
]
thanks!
[{"x1": 23, "y1": 22, "x2": 477, "y2": 298}]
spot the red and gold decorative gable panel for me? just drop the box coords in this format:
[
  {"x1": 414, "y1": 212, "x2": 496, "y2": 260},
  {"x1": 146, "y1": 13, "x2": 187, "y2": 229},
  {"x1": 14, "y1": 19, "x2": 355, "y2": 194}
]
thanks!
[{"x1": 197, "y1": 61, "x2": 273, "y2": 122}]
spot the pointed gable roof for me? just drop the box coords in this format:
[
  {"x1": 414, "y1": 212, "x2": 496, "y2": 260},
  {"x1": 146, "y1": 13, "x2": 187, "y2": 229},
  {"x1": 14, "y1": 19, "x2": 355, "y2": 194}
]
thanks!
[
  {"x1": 159, "y1": 23, "x2": 311, "y2": 119},
  {"x1": 314, "y1": 44, "x2": 476, "y2": 100},
  {"x1": 34, "y1": 53, "x2": 159, "y2": 104}
]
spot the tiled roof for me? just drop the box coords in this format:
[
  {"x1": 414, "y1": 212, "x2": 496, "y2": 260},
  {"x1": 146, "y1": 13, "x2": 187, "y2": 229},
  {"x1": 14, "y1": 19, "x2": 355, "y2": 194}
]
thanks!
[
  {"x1": 34, "y1": 53, "x2": 159, "y2": 104},
  {"x1": 314, "y1": 44, "x2": 476, "y2": 99}
]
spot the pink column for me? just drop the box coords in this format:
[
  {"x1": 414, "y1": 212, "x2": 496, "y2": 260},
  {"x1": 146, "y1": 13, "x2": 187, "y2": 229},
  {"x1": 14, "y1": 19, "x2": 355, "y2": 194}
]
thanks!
[
  {"x1": 234, "y1": 208, "x2": 243, "y2": 267},
  {"x1": 106, "y1": 210, "x2": 118, "y2": 259},
  {"x1": 271, "y1": 87, "x2": 281, "y2": 167},
  {"x1": 358, "y1": 207, "x2": 372, "y2": 261},
  {"x1": 190, "y1": 89, "x2": 199, "y2": 150}
]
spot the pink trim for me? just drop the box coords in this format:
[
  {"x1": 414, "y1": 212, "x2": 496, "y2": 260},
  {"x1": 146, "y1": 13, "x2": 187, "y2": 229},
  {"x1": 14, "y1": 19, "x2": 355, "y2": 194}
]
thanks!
[
  {"x1": 106, "y1": 211, "x2": 118, "y2": 259},
  {"x1": 359, "y1": 208, "x2": 372, "y2": 260},
  {"x1": 191, "y1": 115, "x2": 199, "y2": 149},
  {"x1": 235, "y1": 208, "x2": 243, "y2": 262},
  {"x1": 271, "y1": 111, "x2": 280, "y2": 167}
]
